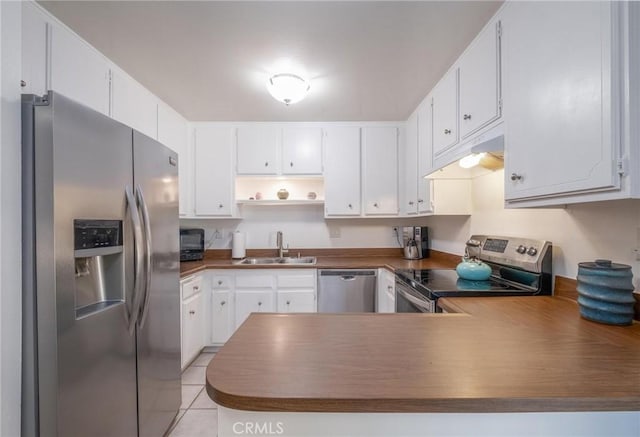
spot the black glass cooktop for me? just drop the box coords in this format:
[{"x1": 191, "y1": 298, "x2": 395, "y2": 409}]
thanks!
[{"x1": 395, "y1": 268, "x2": 537, "y2": 299}]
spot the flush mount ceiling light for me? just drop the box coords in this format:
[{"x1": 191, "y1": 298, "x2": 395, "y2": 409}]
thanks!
[{"x1": 267, "y1": 73, "x2": 310, "y2": 105}]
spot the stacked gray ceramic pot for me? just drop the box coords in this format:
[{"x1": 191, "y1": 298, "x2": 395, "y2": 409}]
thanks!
[{"x1": 576, "y1": 259, "x2": 635, "y2": 326}]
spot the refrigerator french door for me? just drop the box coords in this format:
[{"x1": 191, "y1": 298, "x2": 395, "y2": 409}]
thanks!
[{"x1": 22, "y1": 91, "x2": 180, "y2": 437}]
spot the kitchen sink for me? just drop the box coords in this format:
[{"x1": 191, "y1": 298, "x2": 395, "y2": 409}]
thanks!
[{"x1": 234, "y1": 256, "x2": 316, "y2": 265}]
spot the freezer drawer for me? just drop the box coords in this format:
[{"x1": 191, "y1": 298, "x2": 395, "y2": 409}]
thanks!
[{"x1": 318, "y1": 270, "x2": 377, "y2": 312}]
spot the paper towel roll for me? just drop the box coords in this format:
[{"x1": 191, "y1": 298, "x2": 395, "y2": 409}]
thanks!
[{"x1": 232, "y1": 231, "x2": 246, "y2": 259}]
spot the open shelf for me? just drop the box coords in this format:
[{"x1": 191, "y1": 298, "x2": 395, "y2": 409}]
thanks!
[{"x1": 236, "y1": 199, "x2": 324, "y2": 206}]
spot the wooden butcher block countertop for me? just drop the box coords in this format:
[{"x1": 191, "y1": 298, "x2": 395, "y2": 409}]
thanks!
[{"x1": 206, "y1": 296, "x2": 640, "y2": 413}]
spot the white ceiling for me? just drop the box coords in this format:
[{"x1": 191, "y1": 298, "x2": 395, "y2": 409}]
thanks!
[{"x1": 39, "y1": 1, "x2": 502, "y2": 122}]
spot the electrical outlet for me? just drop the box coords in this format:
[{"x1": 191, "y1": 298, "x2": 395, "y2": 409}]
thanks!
[
  {"x1": 329, "y1": 226, "x2": 341, "y2": 238},
  {"x1": 213, "y1": 229, "x2": 222, "y2": 240}
]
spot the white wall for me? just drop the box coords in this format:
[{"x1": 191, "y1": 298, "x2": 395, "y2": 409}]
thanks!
[
  {"x1": 0, "y1": 1, "x2": 23, "y2": 435},
  {"x1": 426, "y1": 170, "x2": 640, "y2": 287}
]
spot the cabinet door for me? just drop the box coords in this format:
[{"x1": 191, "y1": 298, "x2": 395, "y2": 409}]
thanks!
[
  {"x1": 282, "y1": 127, "x2": 322, "y2": 175},
  {"x1": 236, "y1": 126, "x2": 279, "y2": 175},
  {"x1": 277, "y1": 290, "x2": 316, "y2": 313},
  {"x1": 158, "y1": 103, "x2": 190, "y2": 216},
  {"x1": 432, "y1": 68, "x2": 459, "y2": 157},
  {"x1": 417, "y1": 101, "x2": 434, "y2": 214},
  {"x1": 362, "y1": 127, "x2": 398, "y2": 215},
  {"x1": 459, "y1": 21, "x2": 501, "y2": 139},
  {"x1": 234, "y1": 291, "x2": 275, "y2": 328},
  {"x1": 403, "y1": 112, "x2": 419, "y2": 215},
  {"x1": 502, "y1": 2, "x2": 618, "y2": 201},
  {"x1": 194, "y1": 125, "x2": 234, "y2": 216},
  {"x1": 324, "y1": 127, "x2": 361, "y2": 216},
  {"x1": 210, "y1": 291, "x2": 233, "y2": 344},
  {"x1": 376, "y1": 269, "x2": 395, "y2": 313},
  {"x1": 50, "y1": 24, "x2": 110, "y2": 115},
  {"x1": 181, "y1": 292, "x2": 203, "y2": 369},
  {"x1": 21, "y1": 2, "x2": 48, "y2": 96},
  {"x1": 111, "y1": 70, "x2": 158, "y2": 139}
]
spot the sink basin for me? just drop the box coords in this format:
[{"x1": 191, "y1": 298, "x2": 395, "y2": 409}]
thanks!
[
  {"x1": 277, "y1": 256, "x2": 316, "y2": 265},
  {"x1": 234, "y1": 256, "x2": 316, "y2": 265}
]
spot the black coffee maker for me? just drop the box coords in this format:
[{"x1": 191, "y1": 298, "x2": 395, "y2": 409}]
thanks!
[{"x1": 402, "y1": 227, "x2": 430, "y2": 259}]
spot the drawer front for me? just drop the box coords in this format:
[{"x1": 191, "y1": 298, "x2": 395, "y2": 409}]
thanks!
[
  {"x1": 211, "y1": 275, "x2": 232, "y2": 290},
  {"x1": 277, "y1": 273, "x2": 316, "y2": 289},
  {"x1": 235, "y1": 274, "x2": 274, "y2": 289},
  {"x1": 277, "y1": 291, "x2": 316, "y2": 313},
  {"x1": 181, "y1": 275, "x2": 203, "y2": 300}
]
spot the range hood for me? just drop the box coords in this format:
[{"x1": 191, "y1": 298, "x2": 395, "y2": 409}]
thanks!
[{"x1": 425, "y1": 123, "x2": 504, "y2": 180}]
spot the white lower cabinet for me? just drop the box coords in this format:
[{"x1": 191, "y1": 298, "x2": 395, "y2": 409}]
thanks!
[
  {"x1": 210, "y1": 274, "x2": 234, "y2": 345},
  {"x1": 377, "y1": 268, "x2": 395, "y2": 313},
  {"x1": 276, "y1": 270, "x2": 317, "y2": 313},
  {"x1": 181, "y1": 274, "x2": 205, "y2": 369},
  {"x1": 205, "y1": 269, "x2": 317, "y2": 344},
  {"x1": 234, "y1": 291, "x2": 275, "y2": 328}
]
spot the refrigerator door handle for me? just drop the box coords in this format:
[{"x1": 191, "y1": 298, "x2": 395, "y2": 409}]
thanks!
[
  {"x1": 126, "y1": 185, "x2": 145, "y2": 334},
  {"x1": 136, "y1": 185, "x2": 153, "y2": 329}
]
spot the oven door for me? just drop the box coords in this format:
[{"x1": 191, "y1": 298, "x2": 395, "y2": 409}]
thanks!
[{"x1": 395, "y1": 279, "x2": 436, "y2": 313}]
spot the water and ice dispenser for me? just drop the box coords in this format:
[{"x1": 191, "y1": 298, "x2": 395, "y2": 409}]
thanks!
[{"x1": 73, "y1": 219, "x2": 124, "y2": 319}]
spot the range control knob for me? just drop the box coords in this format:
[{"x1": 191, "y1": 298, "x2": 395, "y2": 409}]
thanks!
[
  {"x1": 527, "y1": 247, "x2": 538, "y2": 256},
  {"x1": 516, "y1": 245, "x2": 527, "y2": 254}
]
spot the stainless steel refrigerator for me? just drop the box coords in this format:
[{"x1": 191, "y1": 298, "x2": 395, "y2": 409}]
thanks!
[{"x1": 22, "y1": 91, "x2": 181, "y2": 437}]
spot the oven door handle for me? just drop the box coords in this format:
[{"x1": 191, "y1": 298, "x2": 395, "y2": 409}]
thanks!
[{"x1": 396, "y1": 286, "x2": 435, "y2": 313}]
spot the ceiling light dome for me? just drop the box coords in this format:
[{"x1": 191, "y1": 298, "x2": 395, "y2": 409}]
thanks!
[{"x1": 267, "y1": 73, "x2": 310, "y2": 105}]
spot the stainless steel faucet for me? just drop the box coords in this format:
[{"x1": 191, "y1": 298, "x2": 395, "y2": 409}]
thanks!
[{"x1": 276, "y1": 231, "x2": 289, "y2": 258}]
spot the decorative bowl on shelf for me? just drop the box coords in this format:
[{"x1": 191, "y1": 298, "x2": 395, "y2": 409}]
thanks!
[{"x1": 277, "y1": 188, "x2": 289, "y2": 200}]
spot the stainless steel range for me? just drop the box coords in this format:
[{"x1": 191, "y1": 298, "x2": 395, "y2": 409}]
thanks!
[{"x1": 395, "y1": 235, "x2": 552, "y2": 313}]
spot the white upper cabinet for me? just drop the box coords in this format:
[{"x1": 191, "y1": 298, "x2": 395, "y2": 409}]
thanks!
[
  {"x1": 158, "y1": 103, "x2": 189, "y2": 215},
  {"x1": 431, "y1": 68, "x2": 459, "y2": 157},
  {"x1": 282, "y1": 127, "x2": 323, "y2": 175},
  {"x1": 49, "y1": 24, "x2": 110, "y2": 116},
  {"x1": 21, "y1": 2, "x2": 48, "y2": 96},
  {"x1": 417, "y1": 100, "x2": 434, "y2": 214},
  {"x1": 403, "y1": 111, "x2": 419, "y2": 215},
  {"x1": 362, "y1": 127, "x2": 399, "y2": 216},
  {"x1": 502, "y1": 2, "x2": 620, "y2": 203},
  {"x1": 236, "y1": 125, "x2": 279, "y2": 175},
  {"x1": 458, "y1": 20, "x2": 501, "y2": 140},
  {"x1": 324, "y1": 126, "x2": 361, "y2": 216},
  {"x1": 111, "y1": 70, "x2": 158, "y2": 140},
  {"x1": 194, "y1": 124, "x2": 235, "y2": 216}
]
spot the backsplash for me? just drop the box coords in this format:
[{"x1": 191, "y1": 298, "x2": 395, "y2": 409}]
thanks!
[{"x1": 425, "y1": 170, "x2": 640, "y2": 288}]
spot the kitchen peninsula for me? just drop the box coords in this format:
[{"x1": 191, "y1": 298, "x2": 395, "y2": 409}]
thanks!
[{"x1": 206, "y1": 297, "x2": 640, "y2": 437}]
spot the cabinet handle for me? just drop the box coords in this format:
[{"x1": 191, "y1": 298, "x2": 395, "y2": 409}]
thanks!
[
  {"x1": 189, "y1": 310, "x2": 195, "y2": 315},
  {"x1": 418, "y1": 199, "x2": 424, "y2": 203},
  {"x1": 408, "y1": 201, "x2": 414, "y2": 206},
  {"x1": 290, "y1": 162, "x2": 294, "y2": 167},
  {"x1": 193, "y1": 286, "x2": 199, "y2": 291},
  {"x1": 444, "y1": 129, "x2": 451, "y2": 135},
  {"x1": 373, "y1": 203, "x2": 379, "y2": 208},
  {"x1": 463, "y1": 114, "x2": 472, "y2": 120},
  {"x1": 348, "y1": 203, "x2": 353, "y2": 209},
  {"x1": 20, "y1": 80, "x2": 27, "y2": 88},
  {"x1": 258, "y1": 302, "x2": 262, "y2": 306},
  {"x1": 511, "y1": 173, "x2": 523, "y2": 181},
  {"x1": 218, "y1": 204, "x2": 224, "y2": 208},
  {"x1": 388, "y1": 286, "x2": 393, "y2": 291},
  {"x1": 221, "y1": 301, "x2": 226, "y2": 306},
  {"x1": 218, "y1": 280, "x2": 223, "y2": 285},
  {"x1": 286, "y1": 301, "x2": 291, "y2": 305},
  {"x1": 264, "y1": 162, "x2": 269, "y2": 167}
]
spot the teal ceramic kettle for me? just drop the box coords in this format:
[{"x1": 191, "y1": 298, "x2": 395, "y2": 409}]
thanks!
[{"x1": 456, "y1": 239, "x2": 492, "y2": 281}]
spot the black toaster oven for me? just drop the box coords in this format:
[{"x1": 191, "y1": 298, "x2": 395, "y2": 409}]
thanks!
[{"x1": 180, "y1": 228, "x2": 204, "y2": 261}]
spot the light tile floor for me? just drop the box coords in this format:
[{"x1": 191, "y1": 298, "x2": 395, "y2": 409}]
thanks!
[{"x1": 169, "y1": 351, "x2": 218, "y2": 437}]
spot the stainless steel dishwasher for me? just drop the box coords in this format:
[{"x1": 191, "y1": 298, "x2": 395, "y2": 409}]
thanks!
[{"x1": 318, "y1": 270, "x2": 377, "y2": 312}]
